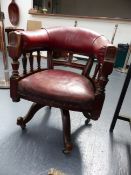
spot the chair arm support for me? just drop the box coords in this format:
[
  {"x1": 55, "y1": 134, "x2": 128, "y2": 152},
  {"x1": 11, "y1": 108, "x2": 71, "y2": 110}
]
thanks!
[
  {"x1": 8, "y1": 30, "x2": 23, "y2": 59},
  {"x1": 95, "y1": 46, "x2": 117, "y2": 95},
  {"x1": 90, "y1": 46, "x2": 117, "y2": 120}
]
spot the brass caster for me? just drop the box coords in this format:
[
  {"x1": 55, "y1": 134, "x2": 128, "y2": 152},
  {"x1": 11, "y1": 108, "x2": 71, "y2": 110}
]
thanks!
[
  {"x1": 17, "y1": 117, "x2": 26, "y2": 129},
  {"x1": 62, "y1": 143, "x2": 73, "y2": 154}
]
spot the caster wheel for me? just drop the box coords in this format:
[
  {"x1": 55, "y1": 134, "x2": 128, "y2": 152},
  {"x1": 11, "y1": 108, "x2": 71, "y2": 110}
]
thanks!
[
  {"x1": 62, "y1": 149, "x2": 71, "y2": 154},
  {"x1": 62, "y1": 143, "x2": 73, "y2": 154},
  {"x1": 85, "y1": 118, "x2": 91, "y2": 125},
  {"x1": 17, "y1": 117, "x2": 26, "y2": 129}
]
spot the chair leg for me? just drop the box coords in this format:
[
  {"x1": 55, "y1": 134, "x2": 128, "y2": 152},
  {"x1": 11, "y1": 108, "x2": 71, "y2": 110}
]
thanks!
[
  {"x1": 17, "y1": 102, "x2": 44, "y2": 129},
  {"x1": 60, "y1": 109, "x2": 73, "y2": 154}
]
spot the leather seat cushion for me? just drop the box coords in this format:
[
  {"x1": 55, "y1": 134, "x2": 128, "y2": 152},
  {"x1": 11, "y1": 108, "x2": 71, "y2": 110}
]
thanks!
[{"x1": 18, "y1": 70, "x2": 95, "y2": 111}]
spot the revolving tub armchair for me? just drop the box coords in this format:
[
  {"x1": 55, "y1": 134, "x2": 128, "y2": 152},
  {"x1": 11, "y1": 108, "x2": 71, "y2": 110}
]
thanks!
[{"x1": 8, "y1": 27, "x2": 117, "y2": 154}]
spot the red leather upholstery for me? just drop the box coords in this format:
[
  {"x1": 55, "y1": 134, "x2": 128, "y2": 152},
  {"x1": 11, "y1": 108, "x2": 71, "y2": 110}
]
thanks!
[
  {"x1": 46, "y1": 27, "x2": 110, "y2": 63},
  {"x1": 18, "y1": 69, "x2": 95, "y2": 111},
  {"x1": 47, "y1": 27, "x2": 100, "y2": 56},
  {"x1": 9, "y1": 27, "x2": 110, "y2": 63},
  {"x1": 22, "y1": 29, "x2": 49, "y2": 50}
]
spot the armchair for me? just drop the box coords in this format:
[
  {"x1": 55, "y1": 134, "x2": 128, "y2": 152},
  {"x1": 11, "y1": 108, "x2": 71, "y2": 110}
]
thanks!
[{"x1": 8, "y1": 27, "x2": 117, "y2": 153}]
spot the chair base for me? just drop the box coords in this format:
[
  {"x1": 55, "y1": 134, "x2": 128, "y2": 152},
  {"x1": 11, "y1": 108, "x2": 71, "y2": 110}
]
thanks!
[{"x1": 16, "y1": 103, "x2": 73, "y2": 154}]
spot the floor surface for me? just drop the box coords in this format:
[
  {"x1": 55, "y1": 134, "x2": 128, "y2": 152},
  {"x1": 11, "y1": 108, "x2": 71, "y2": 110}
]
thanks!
[{"x1": 0, "y1": 53, "x2": 131, "y2": 175}]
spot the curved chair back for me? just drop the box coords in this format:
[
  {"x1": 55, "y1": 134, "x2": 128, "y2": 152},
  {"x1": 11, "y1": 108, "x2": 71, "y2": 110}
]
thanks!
[{"x1": 8, "y1": 27, "x2": 117, "y2": 153}]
